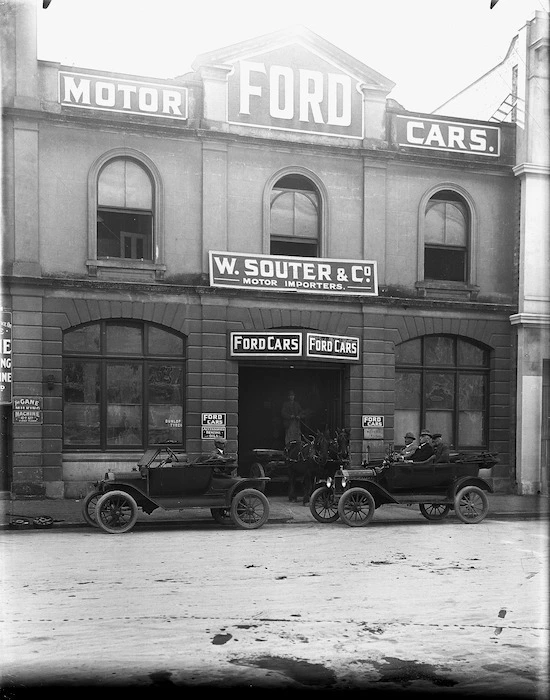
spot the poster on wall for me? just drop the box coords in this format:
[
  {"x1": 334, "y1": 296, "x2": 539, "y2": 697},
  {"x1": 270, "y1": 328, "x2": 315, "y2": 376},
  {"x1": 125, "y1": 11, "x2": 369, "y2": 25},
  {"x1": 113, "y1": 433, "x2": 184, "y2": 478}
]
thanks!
[{"x1": 0, "y1": 311, "x2": 12, "y2": 404}]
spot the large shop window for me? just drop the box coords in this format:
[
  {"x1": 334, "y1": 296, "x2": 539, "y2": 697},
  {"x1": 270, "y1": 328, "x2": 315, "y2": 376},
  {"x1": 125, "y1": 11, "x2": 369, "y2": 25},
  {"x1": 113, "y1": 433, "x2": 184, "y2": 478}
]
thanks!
[
  {"x1": 394, "y1": 335, "x2": 489, "y2": 449},
  {"x1": 63, "y1": 321, "x2": 185, "y2": 450},
  {"x1": 97, "y1": 159, "x2": 153, "y2": 261},
  {"x1": 270, "y1": 174, "x2": 320, "y2": 257},
  {"x1": 424, "y1": 190, "x2": 469, "y2": 282}
]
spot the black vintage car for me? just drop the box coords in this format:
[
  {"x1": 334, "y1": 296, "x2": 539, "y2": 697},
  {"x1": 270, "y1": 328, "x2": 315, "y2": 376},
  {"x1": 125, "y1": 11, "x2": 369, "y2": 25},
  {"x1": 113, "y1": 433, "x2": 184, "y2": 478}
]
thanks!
[
  {"x1": 82, "y1": 445, "x2": 270, "y2": 534},
  {"x1": 309, "y1": 451, "x2": 499, "y2": 526}
]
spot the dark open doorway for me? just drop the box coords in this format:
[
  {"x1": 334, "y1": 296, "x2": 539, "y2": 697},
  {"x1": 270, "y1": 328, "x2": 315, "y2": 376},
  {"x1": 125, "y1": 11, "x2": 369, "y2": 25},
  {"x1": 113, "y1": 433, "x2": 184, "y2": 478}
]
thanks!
[{"x1": 238, "y1": 363, "x2": 344, "y2": 465}]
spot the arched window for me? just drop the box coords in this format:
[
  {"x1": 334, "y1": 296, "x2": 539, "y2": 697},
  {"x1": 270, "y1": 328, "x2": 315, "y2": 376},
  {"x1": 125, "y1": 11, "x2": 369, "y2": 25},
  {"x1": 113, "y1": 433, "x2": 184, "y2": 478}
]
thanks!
[
  {"x1": 97, "y1": 159, "x2": 153, "y2": 261},
  {"x1": 270, "y1": 174, "x2": 320, "y2": 257},
  {"x1": 424, "y1": 190, "x2": 469, "y2": 282},
  {"x1": 63, "y1": 321, "x2": 185, "y2": 450},
  {"x1": 394, "y1": 335, "x2": 489, "y2": 449}
]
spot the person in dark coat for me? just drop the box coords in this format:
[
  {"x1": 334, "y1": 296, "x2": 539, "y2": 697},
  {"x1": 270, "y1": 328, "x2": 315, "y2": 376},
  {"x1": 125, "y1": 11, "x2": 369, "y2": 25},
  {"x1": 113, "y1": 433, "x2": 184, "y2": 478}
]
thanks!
[
  {"x1": 432, "y1": 433, "x2": 450, "y2": 463},
  {"x1": 410, "y1": 429, "x2": 435, "y2": 462}
]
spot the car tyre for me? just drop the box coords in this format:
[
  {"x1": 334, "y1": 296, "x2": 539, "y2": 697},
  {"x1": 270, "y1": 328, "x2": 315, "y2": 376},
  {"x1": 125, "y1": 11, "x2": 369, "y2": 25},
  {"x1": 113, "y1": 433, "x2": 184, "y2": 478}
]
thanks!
[
  {"x1": 454, "y1": 486, "x2": 489, "y2": 524},
  {"x1": 337, "y1": 487, "x2": 376, "y2": 527},
  {"x1": 95, "y1": 490, "x2": 139, "y2": 534},
  {"x1": 419, "y1": 503, "x2": 451, "y2": 521},
  {"x1": 230, "y1": 488, "x2": 269, "y2": 530},
  {"x1": 211, "y1": 507, "x2": 232, "y2": 525},
  {"x1": 82, "y1": 491, "x2": 101, "y2": 527},
  {"x1": 309, "y1": 486, "x2": 340, "y2": 523}
]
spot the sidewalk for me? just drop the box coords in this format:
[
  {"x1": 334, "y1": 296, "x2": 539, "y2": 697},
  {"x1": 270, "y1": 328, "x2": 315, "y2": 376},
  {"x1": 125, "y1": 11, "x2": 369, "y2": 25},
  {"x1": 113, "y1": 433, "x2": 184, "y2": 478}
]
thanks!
[{"x1": 1, "y1": 491, "x2": 548, "y2": 530}]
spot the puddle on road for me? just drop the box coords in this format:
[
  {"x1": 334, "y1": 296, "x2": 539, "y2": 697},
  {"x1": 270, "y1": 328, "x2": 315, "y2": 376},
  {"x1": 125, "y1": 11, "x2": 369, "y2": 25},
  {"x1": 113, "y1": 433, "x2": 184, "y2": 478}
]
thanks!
[
  {"x1": 230, "y1": 655, "x2": 337, "y2": 687},
  {"x1": 371, "y1": 656, "x2": 458, "y2": 688}
]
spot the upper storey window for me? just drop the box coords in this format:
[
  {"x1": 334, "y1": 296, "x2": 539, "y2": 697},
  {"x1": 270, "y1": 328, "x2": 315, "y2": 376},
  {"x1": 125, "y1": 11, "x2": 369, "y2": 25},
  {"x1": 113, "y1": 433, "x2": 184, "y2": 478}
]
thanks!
[
  {"x1": 97, "y1": 159, "x2": 153, "y2": 261},
  {"x1": 424, "y1": 190, "x2": 468, "y2": 282},
  {"x1": 270, "y1": 175, "x2": 319, "y2": 257}
]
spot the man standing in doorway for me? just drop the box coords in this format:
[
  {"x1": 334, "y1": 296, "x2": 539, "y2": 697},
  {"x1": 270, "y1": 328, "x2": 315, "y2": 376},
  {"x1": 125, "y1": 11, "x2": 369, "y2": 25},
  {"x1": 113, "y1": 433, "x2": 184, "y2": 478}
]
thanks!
[{"x1": 281, "y1": 390, "x2": 303, "y2": 447}]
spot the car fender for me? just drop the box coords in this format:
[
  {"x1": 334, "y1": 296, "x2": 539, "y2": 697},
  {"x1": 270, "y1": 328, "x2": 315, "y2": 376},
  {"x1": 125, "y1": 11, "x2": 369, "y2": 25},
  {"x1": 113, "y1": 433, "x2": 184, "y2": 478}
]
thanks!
[
  {"x1": 100, "y1": 482, "x2": 159, "y2": 513},
  {"x1": 448, "y1": 475, "x2": 493, "y2": 498},
  {"x1": 225, "y1": 478, "x2": 270, "y2": 505},
  {"x1": 348, "y1": 478, "x2": 399, "y2": 506}
]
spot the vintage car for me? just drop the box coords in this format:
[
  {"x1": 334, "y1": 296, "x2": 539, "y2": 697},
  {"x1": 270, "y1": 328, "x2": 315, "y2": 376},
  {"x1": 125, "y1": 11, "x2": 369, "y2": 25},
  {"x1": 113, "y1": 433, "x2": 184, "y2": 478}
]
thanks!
[
  {"x1": 82, "y1": 445, "x2": 270, "y2": 534},
  {"x1": 309, "y1": 451, "x2": 499, "y2": 526}
]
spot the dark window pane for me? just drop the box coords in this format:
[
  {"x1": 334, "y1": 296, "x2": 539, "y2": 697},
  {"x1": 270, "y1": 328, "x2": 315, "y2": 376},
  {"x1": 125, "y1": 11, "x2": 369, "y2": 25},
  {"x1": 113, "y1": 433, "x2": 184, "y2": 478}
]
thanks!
[
  {"x1": 395, "y1": 372, "x2": 421, "y2": 409},
  {"x1": 395, "y1": 339, "x2": 421, "y2": 365},
  {"x1": 148, "y1": 406, "x2": 183, "y2": 444},
  {"x1": 270, "y1": 241, "x2": 318, "y2": 257},
  {"x1": 63, "y1": 361, "x2": 100, "y2": 445},
  {"x1": 425, "y1": 373, "x2": 455, "y2": 410},
  {"x1": 148, "y1": 328, "x2": 184, "y2": 356},
  {"x1": 425, "y1": 336, "x2": 455, "y2": 366},
  {"x1": 148, "y1": 364, "x2": 183, "y2": 404},
  {"x1": 425, "y1": 247, "x2": 466, "y2": 281},
  {"x1": 106, "y1": 323, "x2": 142, "y2": 354},
  {"x1": 64, "y1": 361, "x2": 100, "y2": 403},
  {"x1": 458, "y1": 340, "x2": 487, "y2": 367},
  {"x1": 63, "y1": 324, "x2": 100, "y2": 354},
  {"x1": 106, "y1": 363, "x2": 142, "y2": 446},
  {"x1": 97, "y1": 209, "x2": 153, "y2": 260}
]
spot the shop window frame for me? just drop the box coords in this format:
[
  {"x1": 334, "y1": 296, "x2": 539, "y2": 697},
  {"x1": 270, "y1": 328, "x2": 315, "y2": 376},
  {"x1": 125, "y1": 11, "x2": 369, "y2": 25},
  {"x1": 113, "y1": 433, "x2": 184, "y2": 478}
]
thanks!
[
  {"x1": 62, "y1": 320, "x2": 185, "y2": 451},
  {"x1": 415, "y1": 185, "x2": 479, "y2": 300},
  {"x1": 263, "y1": 166, "x2": 328, "y2": 258},
  {"x1": 394, "y1": 334, "x2": 490, "y2": 450},
  {"x1": 87, "y1": 149, "x2": 166, "y2": 280}
]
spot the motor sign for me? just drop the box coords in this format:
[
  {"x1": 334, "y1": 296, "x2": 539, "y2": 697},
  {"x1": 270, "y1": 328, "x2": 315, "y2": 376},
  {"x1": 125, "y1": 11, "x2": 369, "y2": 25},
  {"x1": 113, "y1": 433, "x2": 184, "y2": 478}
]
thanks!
[{"x1": 0, "y1": 312, "x2": 12, "y2": 404}]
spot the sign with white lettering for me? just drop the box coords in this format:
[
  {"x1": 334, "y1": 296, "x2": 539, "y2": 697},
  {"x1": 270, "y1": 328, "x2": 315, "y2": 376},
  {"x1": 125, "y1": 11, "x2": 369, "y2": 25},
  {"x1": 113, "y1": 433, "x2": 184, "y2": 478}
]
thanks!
[
  {"x1": 394, "y1": 115, "x2": 500, "y2": 156},
  {"x1": 201, "y1": 413, "x2": 227, "y2": 426},
  {"x1": 306, "y1": 333, "x2": 360, "y2": 361},
  {"x1": 230, "y1": 332, "x2": 302, "y2": 358},
  {"x1": 210, "y1": 252, "x2": 378, "y2": 296},
  {"x1": 362, "y1": 415, "x2": 384, "y2": 428},
  {"x1": 58, "y1": 71, "x2": 188, "y2": 120},
  {"x1": 227, "y1": 45, "x2": 364, "y2": 139},
  {"x1": 202, "y1": 427, "x2": 226, "y2": 440},
  {"x1": 13, "y1": 397, "x2": 42, "y2": 423},
  {"x1": 0, "y1": 312, "x2": 12, "y2": 404}
]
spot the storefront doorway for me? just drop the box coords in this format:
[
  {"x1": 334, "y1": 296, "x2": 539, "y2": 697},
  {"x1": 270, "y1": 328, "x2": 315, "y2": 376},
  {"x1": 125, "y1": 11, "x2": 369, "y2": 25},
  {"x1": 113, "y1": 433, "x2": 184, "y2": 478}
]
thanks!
[{"x1": 238, "y1": 363, "x2": 344, "y2": 465}]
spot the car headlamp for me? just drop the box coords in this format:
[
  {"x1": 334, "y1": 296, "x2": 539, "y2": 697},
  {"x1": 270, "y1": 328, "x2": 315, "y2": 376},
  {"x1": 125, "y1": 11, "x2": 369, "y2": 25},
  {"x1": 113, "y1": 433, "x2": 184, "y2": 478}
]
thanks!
[{"x1": 326, "y1": 476, "x2": 332, "y2": 488}]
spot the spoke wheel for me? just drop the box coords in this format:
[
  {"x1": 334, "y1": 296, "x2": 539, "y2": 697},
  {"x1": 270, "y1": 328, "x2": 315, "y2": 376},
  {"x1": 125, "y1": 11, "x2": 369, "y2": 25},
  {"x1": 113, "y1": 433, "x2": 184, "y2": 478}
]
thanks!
[
  {"x1": 454, "y1": 486, "x2": 489, "y2": 524},
  {"x1": 211, "y1": 507, "x2": 232, "y2": 525},
  {"x1": 95, "y1": 490, "x2": 138, "y2": 534},
  {"x1": 249, "y1": 462, "x2": 266, "y2": 493},
  {"x1": 337, "y1": 487, "x2": 376, "y2": 527},
  {"x1": 309, "y1": 486, "x2": 340, "y2": 523},
  {"x1": 419, "y1": 503, "x2": 451, "y2": 521},
  {"x1": 82, "y1": 491, "x2": 101, "y2": 527},
  {"x1": 230, "y1": 488, "x2": 270, "y2": 530}
]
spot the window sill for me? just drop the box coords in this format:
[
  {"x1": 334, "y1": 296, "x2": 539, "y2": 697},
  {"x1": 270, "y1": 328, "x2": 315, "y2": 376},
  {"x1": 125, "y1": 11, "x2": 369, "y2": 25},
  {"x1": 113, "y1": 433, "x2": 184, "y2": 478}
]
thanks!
[
  {"x1": 415, "y1": 280, "x2": 479, "y2": 301},
  {"x1": 87, "y1": 258, "x2": 166, "y2": 282}
]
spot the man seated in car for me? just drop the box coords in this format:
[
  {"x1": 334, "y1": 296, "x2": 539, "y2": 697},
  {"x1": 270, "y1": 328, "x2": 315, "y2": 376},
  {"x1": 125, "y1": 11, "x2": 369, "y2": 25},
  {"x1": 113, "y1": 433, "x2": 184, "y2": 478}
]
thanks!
[
  {"x1": 209, "y1": 439, "x2": 235, "y2": 476},
  {"x1": 399, "y1": 431, "x2": 419, "y2": 459},
  {"x1": 432, "y1": 433, "x2": 450, "y2": 463},
  {"x1": 407, "y1": 429, "x2": 435, "y2": 462}
]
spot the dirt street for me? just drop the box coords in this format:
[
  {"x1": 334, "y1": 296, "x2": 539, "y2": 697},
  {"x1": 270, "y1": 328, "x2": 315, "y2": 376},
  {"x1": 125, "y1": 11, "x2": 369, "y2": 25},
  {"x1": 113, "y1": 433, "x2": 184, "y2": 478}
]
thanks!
[{"x1": 1, "y1": 518, "x2": 548, "y2": 695}]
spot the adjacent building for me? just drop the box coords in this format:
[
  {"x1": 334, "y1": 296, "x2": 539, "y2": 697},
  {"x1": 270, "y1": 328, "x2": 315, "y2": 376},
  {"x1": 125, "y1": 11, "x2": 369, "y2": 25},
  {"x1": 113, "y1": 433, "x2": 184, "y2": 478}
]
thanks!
[
  {"x1": 1, "y1": 1, "x2": 521, "y2": 498},
  {"x1": 435, "y1": 8, "x2": 549, "y2": 495}
]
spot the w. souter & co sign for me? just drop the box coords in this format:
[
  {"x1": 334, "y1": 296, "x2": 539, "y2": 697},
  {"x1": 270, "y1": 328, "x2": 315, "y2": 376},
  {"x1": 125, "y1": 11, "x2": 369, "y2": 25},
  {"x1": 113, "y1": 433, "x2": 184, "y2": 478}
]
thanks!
[{"x1": 210, "y1": 252, "x2": 378, "y2": 296}]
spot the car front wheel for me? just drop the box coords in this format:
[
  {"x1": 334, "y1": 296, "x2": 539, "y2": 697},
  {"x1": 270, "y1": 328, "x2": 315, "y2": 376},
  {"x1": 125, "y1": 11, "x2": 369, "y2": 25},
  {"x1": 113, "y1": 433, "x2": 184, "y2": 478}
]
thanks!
[
  {"x1": 82, "y1": 491, "x2": 101, "y2": 527},
  {"x1": 337, "y1": 487, "x2": 376, "y2": 527},
  {"x1": 309, "y1": 486, "x2": 340, "y2": 523},
  {"x1": 230, "y1": 488, "x2": 270, "y2": 529},
  {"x1": 95, "y1": 490, "x2": 139, "y2": 534},
  {"x1": 419, "y1": 503, "x2": 451, "y2": 521}
]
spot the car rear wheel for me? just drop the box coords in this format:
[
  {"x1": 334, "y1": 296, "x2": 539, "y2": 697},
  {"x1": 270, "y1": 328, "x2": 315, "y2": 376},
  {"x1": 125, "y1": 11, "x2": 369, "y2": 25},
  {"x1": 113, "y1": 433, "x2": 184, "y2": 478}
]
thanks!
[
  {"x1": 419, "y1": 503, "x2": 451, "y2": 521},
  {"x1": 309, "y1": 486, "x2": 340, "y2": 523},
  {"x1": 249, "y1": 462, "x2": 266, "y2": 493},
  {"x1": 95, "y1": 490, "x2": 139, "y2": 534},
  {"x1": 337, "y1": 487, "x2": 376, "y2": 527},
  {"x1": 211, "y1": 507, "x2": 232, "y2": 525},
  {"x1": 230, "y1": 488, "x2": 270, "y2": 529},
  {"x1": 454, "y1": 486, "x2": 489, "y2": 524},
  {"x1": 82, "y1": 491, "x2": 101, "y2": 527}
]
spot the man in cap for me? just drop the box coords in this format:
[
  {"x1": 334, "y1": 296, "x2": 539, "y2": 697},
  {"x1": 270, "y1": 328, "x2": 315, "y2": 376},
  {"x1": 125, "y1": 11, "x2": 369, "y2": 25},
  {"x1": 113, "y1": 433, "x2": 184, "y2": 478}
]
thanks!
[
  {"x1": 432, "y1": 433, "x2": 450, "y2": 463},
  {"x1": 399, "y1": 431, "x2": 419, "y2": 459},
  {"x1": 409, "y1": 429, "x2": 435, "y2": 462}
]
